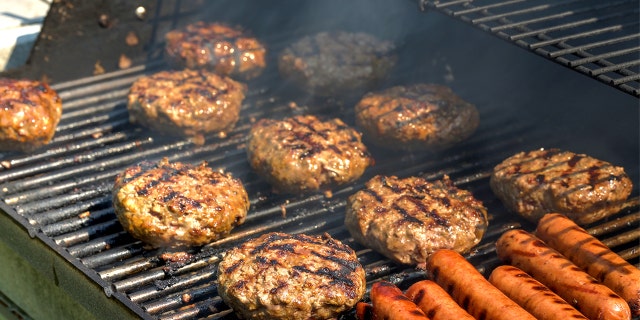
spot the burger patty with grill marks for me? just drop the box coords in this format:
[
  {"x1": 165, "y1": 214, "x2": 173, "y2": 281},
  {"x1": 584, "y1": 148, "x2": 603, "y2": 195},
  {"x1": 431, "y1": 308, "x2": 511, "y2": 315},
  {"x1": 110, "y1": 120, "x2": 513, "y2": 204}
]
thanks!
[
  {"x1": 490, "y1": 148, "x2": 633, "y2": 225},
  {"x1": 112, "y1": 158, "x2": 249, "y2": 248},
  {"x1": 278, "y1": 31, "x2": 396, "y2": 97},
  {"x1": 165, "y1": 21, "x2": 266, "y2": 80},
  {"x1": 246, "y1": 114, "x2": 374, "y2": 194},
  {"x1": 0, "y1": 78, "x2": 62, "y2": 152},
  {"x1": 355, "y1": 84, "x2": 479, "y2": 151},
  {"x1": 217, "y1": 232, "x2": 366, "y2": 320},
  {"x1": 345, "y1": 175, "x2": 488, "y2": 266},
  {"x1": 127, "y1": 69, "x2": 246, "y2": 140}
]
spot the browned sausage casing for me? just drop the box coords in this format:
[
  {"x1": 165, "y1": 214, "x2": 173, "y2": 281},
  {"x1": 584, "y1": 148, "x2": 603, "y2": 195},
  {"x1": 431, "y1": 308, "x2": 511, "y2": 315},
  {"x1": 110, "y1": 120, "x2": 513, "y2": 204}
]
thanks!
[
  {"x1": 496, "y1": 229, "x2": 631, "y2": 320},
  {"x1": 489, "y1": 265, "x2": 587, "y2": 320},
  {"x1": 535, "y1": 213, "x2": 640, "y2": 316},
  {"x1": 370, "y1": 281, "x2": 430, "y2": 320},
  {"x1": 405, "y1": 280, "x2": 475, "y2": 320},
  {"x1": 425, "y1": 249, "x2": 536, "y2": 320}
]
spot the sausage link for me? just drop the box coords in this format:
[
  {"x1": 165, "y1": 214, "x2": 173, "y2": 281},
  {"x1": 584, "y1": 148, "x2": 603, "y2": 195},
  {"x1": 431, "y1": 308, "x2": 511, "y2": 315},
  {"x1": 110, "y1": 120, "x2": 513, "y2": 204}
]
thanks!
[
  {"x1": 405, "y1": 280, "x2": 475, "y2": 320},
  {"x1": 489, "y1": 265, "x2": 588, "y2": 320},
  {"x1": 370, "y1": 281, "x2": 430, "y2": 320},
  {"x1": 535, "y1": 213, "x2": 640, "y2": 316},
  {"x1": 424, "y1": 249, "x2": 536, "y2": 320},
  {"x1": 496, "y1": 229, "x2": 631, "y2": 320},
  {"x1": 355, "y1": 302, "x2": 375, "y2": 320}
]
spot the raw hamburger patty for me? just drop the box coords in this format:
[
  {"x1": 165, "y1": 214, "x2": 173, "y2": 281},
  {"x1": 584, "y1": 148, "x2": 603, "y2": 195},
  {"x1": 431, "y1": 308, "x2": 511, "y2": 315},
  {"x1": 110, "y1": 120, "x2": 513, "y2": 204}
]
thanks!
[
  {"x1": 127, "y1": 69, "x2": 246, "y2": 139},
  {"x1": 278, "y1": 31, "x2": 396, "y2": 96},
  {"x1": 490, "y1": 148, "x2": 633, "y2": 225},
  {"x1": 0, "y1": 78, "x2": 62, "y2": 152},
  {"x1": 165, "y1": 21, "x2": 266, "y2": 80},
  {"x1": 345, "y1": 175, "x2": 488, "y2": 266},
  {"x1": 355, "y1": 84, "x2": 479, "y2": 150},
  {"x1": 246, "y1": 114, "x2": 374, "y2": 194},
  {"x1": 217, "y1": 232, "x2": 366, "y2": 320},
  {"x1": 112, "y1": 158, "x2": 249, "y2": 247}
]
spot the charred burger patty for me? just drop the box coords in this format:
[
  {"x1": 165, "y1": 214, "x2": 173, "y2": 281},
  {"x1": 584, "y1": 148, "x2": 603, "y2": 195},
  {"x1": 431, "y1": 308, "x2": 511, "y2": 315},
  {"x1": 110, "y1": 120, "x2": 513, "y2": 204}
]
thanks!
[
  {"x1": 490, "y1": 148, "x2": 633, "y2": 225},
  {"x1": 127, "y1": 69, "x2": 246, "y2": 140},
  {"x1": 355, "y1": 83, "x2": 479, "y2": 150},
  {"x1": 345, "y1": 175, "x2": 488, "y2": 266},
  {"x1": 246, "y1": 114, "x2": 374, "y2": 194},
  {"x1": 217, "y1": 232, "x2": 366, "y2": 320},
  {"x1": 278, "y1": 31, "x2": 396, "y2": 96},
  {"x1": 112, "y1": 158, "x2": 249, "y2": 247},
  {"x1": 165, "y1": 21, "x2": 266, "y2": 80},
  {"x1": 0, "y1": 78, "x2": 62, "y2": 152}
]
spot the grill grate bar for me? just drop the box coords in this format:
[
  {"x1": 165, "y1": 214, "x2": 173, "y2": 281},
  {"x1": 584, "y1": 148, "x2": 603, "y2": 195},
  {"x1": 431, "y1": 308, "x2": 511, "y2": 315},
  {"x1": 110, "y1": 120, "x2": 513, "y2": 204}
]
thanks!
[
  {"x1": 144, "y1": 284, "x2": 219, "y2": 315},
  {"x1": 470, "y1": 0, "x2": 582, "y2": 24},
  {"x1": 568, "y1": 46, "x2": 640, "y2": 67},
  {"x1": 547, "y1": 33, "x2": 640, "y2": 58},
  {"x1": 590, "y1": 60, "x2": 640, "y2": 76}
]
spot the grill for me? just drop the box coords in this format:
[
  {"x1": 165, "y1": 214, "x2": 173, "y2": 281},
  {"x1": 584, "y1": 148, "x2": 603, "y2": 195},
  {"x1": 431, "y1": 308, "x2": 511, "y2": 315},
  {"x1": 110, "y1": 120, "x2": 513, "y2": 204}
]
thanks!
[
  {"x1": 0, "y1": 1, "x2": 638, "y2": 319},
  {"x1": 420, "y1": 0, "x2": 640, "y2": 97}
]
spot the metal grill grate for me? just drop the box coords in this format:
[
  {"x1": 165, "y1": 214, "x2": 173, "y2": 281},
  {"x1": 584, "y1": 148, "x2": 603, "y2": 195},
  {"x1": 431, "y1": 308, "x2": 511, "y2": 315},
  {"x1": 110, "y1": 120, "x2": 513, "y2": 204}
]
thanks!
[
  {"x1": 0, "y1": 62, "x2": 637, "y2": 319},
  {"x1": 419, "y1": 0, "x2": 640, "y2": 97}
]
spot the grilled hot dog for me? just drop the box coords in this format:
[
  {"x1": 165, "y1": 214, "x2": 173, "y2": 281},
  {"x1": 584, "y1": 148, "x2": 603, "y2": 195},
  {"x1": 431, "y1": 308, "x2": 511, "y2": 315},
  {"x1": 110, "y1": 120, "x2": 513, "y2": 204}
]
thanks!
[
  {"x1": 370, "y1": 281, "x2": 430, "y2": 320},
  {"x1": 496, "y1": 229, "x2": 631, "y2": 320},
  {"x1": 489, "y1": 265, "x2": 587, "y2": 320},
  {"x1": 535, "y1": 213, "x2": 640, "y2": 316},
  {"x1": 405, "y1": 280, "x2": 475, "y2": 320},
  {"x1": 425, "y1": 249, "x2": 536, "y2": 320}
]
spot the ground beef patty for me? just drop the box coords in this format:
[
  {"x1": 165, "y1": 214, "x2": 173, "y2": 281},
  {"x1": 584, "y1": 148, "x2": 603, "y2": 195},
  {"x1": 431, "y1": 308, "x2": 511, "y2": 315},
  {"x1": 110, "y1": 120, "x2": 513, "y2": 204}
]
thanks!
[
  {"x1": 127, "y1": 69, "x2": 246, "y2": 140},
  {"x1": 355, "y1": 84, "x2": 479, "y2": 151},
  {"x1": 112, "y1": 158, "x2": 249, "y2": 247},
  {"x1": 217, "y1": 232, "x2": 366, "y2": 320},
  {"x1": 165, "y1": 21, "x2": 266, "y2": 80},
  {"x1": 490, "y1": 148, "x2": 633, "y2": 225},
  {"x1": 278, "y1": 31, "x2": 396, "y2": 96},
  {"x1": 0, "y1": 78, "x2": 62, "y2": 152},
  {"x1": 345, "y1": 175, "x2": 488, "y2": 266},
  {"x1": 246, "y1": 114, "x2": 374, "y2": 194}
]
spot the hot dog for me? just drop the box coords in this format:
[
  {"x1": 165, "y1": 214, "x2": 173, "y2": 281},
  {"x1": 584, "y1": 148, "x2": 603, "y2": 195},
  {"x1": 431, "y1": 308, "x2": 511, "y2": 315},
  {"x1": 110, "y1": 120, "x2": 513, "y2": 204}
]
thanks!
[
  {"x1": 496, "y1": 229, "x2": 631, "y2": 320},
  {"x1": 355, "y1": 302, "x2": 375, "y2": 320},
  {"x1": 535, "y1": 213, "x2": 640, "y2": 316},
  {"x1": 424, "y1": 249, "x2": 536, "y2": 320},
  {"x1": 405, "y1": 280, "x2": 475, "y2": 320},
  {"x1": 370, "y1": 281, "x2": 430, "y2": 320},
  {"x1": 489, "y1": 265, "x2": 588, "y2": 320}
]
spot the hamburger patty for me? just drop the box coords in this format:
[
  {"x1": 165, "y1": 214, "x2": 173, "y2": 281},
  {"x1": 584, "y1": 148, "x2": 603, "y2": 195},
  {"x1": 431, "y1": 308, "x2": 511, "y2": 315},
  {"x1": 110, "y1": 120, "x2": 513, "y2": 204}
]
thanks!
[
  {"x1": 246, "y1": 114, "x2": 374, "y2": 194},
  {"x1": 127, "y1": 69, "x2": 246, "y2": 140},
  {"x1": 490, "y1": 148, "x2": 633, "y2": 225},
  {"x1": 278, "y1": 31, "x2": 396, "y2": 96},
  {"x1": 355, "y1": 84, "x2": 479, "y2": 150},
  {"x1": 217, "y1": 232, "x2": 366, "y2": 320},
  {"x1": 345, "y1": 175, "x2": 488, "y2": 266},
  {"x1": 0, "y1": 78, "x2": 62, "y2": 152},
  {"x1": 112, "y1": 158, "x2": 249, "y2": 247},
  {"x1": 165, "y1": 22, "x2": 266, "y2": 80}
]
